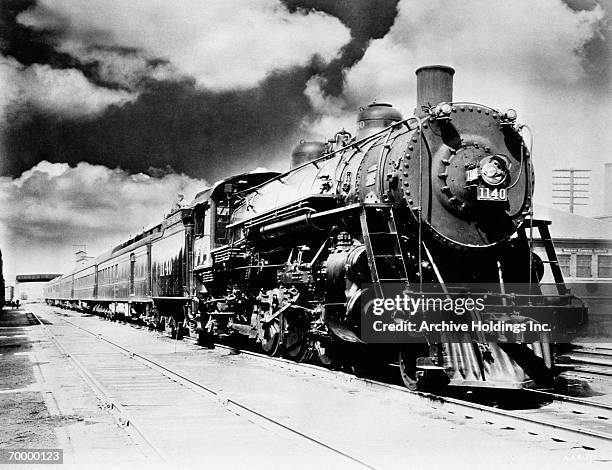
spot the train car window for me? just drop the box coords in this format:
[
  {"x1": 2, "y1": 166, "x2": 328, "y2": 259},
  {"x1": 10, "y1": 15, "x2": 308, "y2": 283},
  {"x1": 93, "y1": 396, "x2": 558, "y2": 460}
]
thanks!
[
  {"x1": 215, "y1": 204, "x2": 230, "y2": 245},
  {"x1": 194, "y1": 207, "x2": 206, "y2": 237},
  {"x1": 597, "y1": 255, "x2": 612, "y2": 278},
  {"x1": 576, "y1": 255, "x2": 592, "y2": 278},
  {"x1": 557, "y1": 254, "x2": 571, "y2": 277}
]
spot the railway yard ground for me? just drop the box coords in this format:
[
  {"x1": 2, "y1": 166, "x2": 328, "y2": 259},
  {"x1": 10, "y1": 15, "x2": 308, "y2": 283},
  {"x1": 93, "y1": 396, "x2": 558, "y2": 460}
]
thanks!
[{"x1": 2, "y1": 303, "x2": 612, "y2": 469}]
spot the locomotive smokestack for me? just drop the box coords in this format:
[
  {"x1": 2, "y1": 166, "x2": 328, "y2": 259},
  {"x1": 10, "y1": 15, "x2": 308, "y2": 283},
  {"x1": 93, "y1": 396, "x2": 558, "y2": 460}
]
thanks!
[{"x1": 415, "y1": 65, "x2": 455, "y2": 116}]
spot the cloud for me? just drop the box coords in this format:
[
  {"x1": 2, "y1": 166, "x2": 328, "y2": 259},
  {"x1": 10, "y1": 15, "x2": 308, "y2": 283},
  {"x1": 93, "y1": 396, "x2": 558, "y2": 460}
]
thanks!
[
  {"x1": 341, "y1": 0, "x2": 607, "y2": 107},
  {"x1": 17, "y1": 0, "x2": 351, "y2": 90},
  {"x1": 0, "y1": 55, "x2": 135, "y2": 122},
  {"x1": 0, "y1": 161, "x2": 207, "y2": 277},
  {"x1": 303, "y1": 0, "x2": 611, "y2": 214}
]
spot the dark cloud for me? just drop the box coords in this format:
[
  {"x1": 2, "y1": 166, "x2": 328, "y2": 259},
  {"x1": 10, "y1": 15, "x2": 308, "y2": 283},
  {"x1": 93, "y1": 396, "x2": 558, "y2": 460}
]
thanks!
[
  {"x1": 0, "y1": 0, "x2": 402, "y2": 181},
  {"x1": 3, "y1": 65, "x2": 322, "y2": 181}
]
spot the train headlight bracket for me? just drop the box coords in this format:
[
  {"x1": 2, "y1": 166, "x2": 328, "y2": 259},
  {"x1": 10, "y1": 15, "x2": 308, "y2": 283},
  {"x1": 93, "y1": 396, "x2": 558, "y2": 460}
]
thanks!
[{"x1": 499, "y1": 108, "x2": 518, "y2": 127}]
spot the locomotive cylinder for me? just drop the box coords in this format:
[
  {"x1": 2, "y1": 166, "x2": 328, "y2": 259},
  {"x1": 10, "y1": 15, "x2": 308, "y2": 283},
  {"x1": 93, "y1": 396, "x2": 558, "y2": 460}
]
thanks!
[{"x1": 415, "y1": 65, "x2": 455, "y2": 115}]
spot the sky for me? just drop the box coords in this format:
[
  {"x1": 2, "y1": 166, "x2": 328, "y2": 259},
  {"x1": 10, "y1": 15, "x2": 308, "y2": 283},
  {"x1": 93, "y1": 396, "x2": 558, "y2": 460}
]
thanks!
[{"x1": 0, "y1": 0, "x2": 610, "y2": 281}]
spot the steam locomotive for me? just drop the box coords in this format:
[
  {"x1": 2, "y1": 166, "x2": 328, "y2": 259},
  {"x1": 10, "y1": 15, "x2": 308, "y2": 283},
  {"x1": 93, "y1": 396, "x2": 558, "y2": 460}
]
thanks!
[{"x1": 45, "y1": 66, "x2": 586, "y2": 390}]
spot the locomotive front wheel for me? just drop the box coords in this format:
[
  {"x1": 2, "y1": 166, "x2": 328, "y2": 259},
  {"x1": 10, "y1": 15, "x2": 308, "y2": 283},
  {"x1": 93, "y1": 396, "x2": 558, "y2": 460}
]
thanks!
[
  {"x1": 314, "y1": 339, "x2": 341, "y2": 368},
  {"x1": 282, "y1": 317, "x2": 311, "y2": 362},
  {"x1": 398, "y1": 347, "x2": 421, "y2": 390},
  {"x1": 260, "y1": 316, "x2": 282, "y2": 356}
]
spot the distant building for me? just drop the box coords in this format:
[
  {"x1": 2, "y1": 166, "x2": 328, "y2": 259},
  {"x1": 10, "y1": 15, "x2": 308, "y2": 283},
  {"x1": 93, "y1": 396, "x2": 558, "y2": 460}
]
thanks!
[
  {"x1": 15, "y1": 274, "x2": 61, "y2": 302},
  {"x1": 534, "y1": 205, "x2": 612, "y2": 283},
  {"x1": 533, "y1": 205, "x2": 612, "y2": 314},
  {"x1": 5, "y1": 285, "x2": 14, "y2": 303}
]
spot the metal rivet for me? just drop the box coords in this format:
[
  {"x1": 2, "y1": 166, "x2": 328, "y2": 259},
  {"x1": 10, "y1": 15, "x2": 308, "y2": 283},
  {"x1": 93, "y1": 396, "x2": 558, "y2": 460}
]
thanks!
[
  {"x1": 412, "y1": 137, "x2": 418, "y2": 142},
  {"x1": 442, "y1": 159, "x2": 450, "y2": 165},
  {"x1": 468, "y1": 107, "x2": 473, "y2": 112},
  {"x1": 404, "y1": 181, "x2": 410, "y2": 186},
  {"x1": 452, "y1": 107, "x2": 457, "y2": 113},
  {"x1": 492, "y1": 114, "x2": 498, "y2": 119},
  {"x1": 408, "y1": 199, "x2": 413, "y2": 204},
  {"x1": 485, "y1": 110, "x2": 489, "y2": 115},
  {"x1": 408, "y1": 145, "x2": 414, "y2": 151},
  {"x1": 460, "y1": 106, "x2": 465, "y2": 111},
  {"x1": 404, "y1": 162, "x2": 410, "y2": 167},
  {"x1": 403, "y1": 171, "x2": 409, "y2": 177},
  {"x1": 423, "y1": 123, "x2": 428, "y2": 129}
]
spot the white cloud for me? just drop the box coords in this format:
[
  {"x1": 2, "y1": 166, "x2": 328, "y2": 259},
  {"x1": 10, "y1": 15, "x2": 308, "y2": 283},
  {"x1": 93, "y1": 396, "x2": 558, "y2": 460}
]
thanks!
[
  {"x1": 18, "y1": 0, "x2": 351, "y2": 90},
  {"x1": 0, "y1": 55, "x2": 135, "y2": 122},
  {"x1": 0, "y1": 161, "x2": 207, "y2": 278}
]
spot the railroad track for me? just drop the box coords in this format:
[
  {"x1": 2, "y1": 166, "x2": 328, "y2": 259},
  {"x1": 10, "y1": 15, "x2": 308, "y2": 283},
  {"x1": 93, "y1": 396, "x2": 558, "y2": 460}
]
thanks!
[
  {"x1": 34, "y1": 306, "x2": 612, "y2": 463},
  {"x1": 560, "y1": 344, "x2": 612, "y2": 378},
  {"x1": 207, "y1": 342, "x2": 612, "y2": 445},
  {"x1": 30, "y1": 309, "x2": 380, "y2": 469}
]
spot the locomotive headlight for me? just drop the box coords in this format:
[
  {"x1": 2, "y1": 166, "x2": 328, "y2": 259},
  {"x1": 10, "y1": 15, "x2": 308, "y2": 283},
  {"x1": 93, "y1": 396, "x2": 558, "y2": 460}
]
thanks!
[{"x1": 479, "y1": 155, "x2": 509, "y2": 186}]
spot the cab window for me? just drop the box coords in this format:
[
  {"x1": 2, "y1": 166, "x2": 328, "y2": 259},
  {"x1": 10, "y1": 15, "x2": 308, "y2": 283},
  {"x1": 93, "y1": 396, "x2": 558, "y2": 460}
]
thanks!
[{"x1": 215, "y1": 204, "x2": 230, "y2": 245}]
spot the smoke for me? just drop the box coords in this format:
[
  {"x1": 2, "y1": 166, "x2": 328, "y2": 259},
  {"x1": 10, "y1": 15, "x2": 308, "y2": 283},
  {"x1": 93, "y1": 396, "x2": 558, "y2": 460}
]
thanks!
[
  {"x1": 0, "y1": 161, "x2": 207, "y2": 277},
  {"x1": 303, "y1": 0, "x2": 611, "y2": 214}
]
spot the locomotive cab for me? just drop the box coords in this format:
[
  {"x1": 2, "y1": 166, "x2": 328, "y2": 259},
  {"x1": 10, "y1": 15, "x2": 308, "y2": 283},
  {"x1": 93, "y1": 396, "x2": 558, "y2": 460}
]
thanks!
[{"x1": 191, "y1": 171, "x2": 280, "y2": 274}]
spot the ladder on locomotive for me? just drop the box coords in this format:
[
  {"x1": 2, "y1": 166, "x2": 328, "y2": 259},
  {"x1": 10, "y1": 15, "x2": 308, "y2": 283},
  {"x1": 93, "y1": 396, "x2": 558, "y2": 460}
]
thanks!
[
  {"x1": 519, "y1": 219, "x2": 568, "y2": 296},
  {"x1": 359, "y1": 205, "x2": 410, "y2": 298}
]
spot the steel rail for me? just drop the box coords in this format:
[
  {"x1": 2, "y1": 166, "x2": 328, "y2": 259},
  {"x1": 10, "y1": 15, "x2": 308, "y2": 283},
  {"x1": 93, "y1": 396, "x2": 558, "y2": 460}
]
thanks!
[
  {"x1": 521, "y1": 388, "x2": 612, "y2": 412},
  {"x1": 206, "y1": 342, "x2": 612, "y2": 444},
  {"x1": 54, "y1": 315, "x2": 378, "y2": 470},
  {"x1": 50, "y1": 308, "x2": 612, "y2": 447},
  {"x1": 29, "y1": 310, "x2": 169, "y2": 466}
]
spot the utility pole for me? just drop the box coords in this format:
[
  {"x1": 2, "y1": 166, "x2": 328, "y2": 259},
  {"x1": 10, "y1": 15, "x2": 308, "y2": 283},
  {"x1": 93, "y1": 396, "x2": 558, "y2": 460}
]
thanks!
[
  {"x1": 73, "y1": 244, "x2": 88, "y2": 264},
  {"x1": 552, "y1": 168, "x2": 590, "y2": 213}
]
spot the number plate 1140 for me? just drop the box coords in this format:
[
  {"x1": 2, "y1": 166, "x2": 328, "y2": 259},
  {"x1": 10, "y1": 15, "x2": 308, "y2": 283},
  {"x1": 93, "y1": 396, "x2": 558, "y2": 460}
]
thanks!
[{"x1": 477, "y1": 186, "x2": 507, "y2": 201}]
